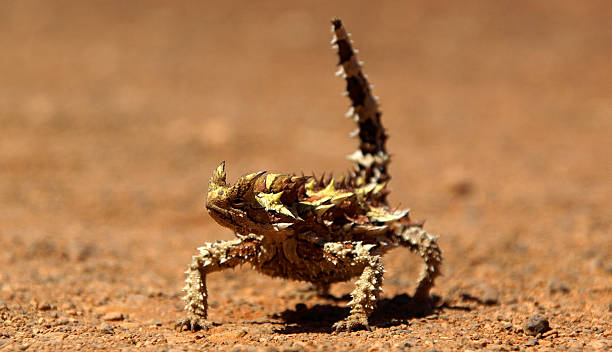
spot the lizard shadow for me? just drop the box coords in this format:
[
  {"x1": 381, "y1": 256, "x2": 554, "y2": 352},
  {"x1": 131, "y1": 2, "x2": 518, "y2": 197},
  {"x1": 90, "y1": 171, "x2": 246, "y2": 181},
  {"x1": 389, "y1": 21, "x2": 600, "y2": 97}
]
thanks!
[{"x1": 272, "y1": 293, "x2": 467, "y2": 334}]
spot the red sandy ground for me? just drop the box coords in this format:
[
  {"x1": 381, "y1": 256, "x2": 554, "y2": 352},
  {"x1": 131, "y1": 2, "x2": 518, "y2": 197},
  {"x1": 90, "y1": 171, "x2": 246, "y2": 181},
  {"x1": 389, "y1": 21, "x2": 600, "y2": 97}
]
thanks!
[{"x1": 1, "y1": 2, "x2": 610, "y2": 351}]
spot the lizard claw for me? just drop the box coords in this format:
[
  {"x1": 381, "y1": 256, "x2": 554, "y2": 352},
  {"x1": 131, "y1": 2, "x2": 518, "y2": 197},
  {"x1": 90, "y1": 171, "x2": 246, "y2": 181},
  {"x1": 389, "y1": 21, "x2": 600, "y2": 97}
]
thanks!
[
  {"x1": 332, "y1": 315, "x2": 371, "y2": 332},
  {"x1": 175, "y1": 316, "x2": 210, "y2": 332}
]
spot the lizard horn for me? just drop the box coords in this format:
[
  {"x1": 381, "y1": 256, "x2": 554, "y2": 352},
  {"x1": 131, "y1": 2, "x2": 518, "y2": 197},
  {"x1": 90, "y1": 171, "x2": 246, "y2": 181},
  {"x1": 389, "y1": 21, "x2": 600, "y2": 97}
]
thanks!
[{"x1": 209, "y1": 161, "x2": 227, "y2": 192}]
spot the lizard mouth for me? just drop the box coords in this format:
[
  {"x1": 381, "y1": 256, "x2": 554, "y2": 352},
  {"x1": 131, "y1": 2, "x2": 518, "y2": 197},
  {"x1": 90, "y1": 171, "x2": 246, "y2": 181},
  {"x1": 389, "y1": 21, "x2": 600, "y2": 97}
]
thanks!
[{"x1": 206, "y1": 203, "x2": 232, "y2": 220}]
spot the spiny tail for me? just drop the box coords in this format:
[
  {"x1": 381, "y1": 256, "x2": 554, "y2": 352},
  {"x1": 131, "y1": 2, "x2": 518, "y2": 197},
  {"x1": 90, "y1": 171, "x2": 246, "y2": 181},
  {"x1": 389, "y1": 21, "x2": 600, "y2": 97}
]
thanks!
[{"x1": 331, "y1": 18, "x2": 390, "y2": 203}]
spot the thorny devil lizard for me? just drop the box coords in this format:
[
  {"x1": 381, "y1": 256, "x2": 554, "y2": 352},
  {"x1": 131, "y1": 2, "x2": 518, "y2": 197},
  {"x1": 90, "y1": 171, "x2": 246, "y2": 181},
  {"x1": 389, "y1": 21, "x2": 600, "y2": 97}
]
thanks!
[{"x1": 176, "y1": 18, "x2": 442, "y2": 332}]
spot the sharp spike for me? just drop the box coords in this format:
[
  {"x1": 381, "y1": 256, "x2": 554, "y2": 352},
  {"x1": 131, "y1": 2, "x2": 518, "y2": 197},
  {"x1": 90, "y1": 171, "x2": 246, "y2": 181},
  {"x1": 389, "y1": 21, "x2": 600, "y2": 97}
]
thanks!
[
  {"x1": 318, "y1": 172, "x2": 326, "y2": 186},
  {"x1": 345, "y1": 106, "x2": 355, "y2": 118}
]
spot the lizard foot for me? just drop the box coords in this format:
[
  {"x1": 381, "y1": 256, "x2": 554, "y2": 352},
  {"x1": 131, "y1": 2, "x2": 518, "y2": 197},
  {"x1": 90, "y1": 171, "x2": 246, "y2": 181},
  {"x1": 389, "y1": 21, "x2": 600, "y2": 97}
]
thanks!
[
  {"x1": 332, "y1": 314, "x2": 371, "y2": 332},
  {"x1": 175, "y1": 316, "x2": 210, "y2": 332}
]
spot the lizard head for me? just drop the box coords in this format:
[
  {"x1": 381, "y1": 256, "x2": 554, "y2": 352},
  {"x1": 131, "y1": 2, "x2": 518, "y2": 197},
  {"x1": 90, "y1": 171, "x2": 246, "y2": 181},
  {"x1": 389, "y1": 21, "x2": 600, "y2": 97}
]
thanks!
[
  {"x1": 206, "y1": 162, "x2": 267, "y2": 233},
  {"x1": 206, "y1": 162, "x2": 308, "y2": 235}
]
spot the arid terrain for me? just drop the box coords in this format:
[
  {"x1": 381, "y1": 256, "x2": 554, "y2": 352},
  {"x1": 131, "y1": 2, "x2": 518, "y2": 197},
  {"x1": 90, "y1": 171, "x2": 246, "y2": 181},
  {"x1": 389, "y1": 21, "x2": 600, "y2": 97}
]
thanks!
[{"x1": 1, "y1": 1, "x2": 610, "y2": 351}]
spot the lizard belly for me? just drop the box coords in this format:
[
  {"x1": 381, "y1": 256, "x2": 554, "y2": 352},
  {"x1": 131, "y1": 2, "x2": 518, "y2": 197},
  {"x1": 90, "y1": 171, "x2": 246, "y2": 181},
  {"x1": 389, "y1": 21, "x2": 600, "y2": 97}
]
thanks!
[{"x1": 254, "y1": 238, "x2": 362, "y2": 284}]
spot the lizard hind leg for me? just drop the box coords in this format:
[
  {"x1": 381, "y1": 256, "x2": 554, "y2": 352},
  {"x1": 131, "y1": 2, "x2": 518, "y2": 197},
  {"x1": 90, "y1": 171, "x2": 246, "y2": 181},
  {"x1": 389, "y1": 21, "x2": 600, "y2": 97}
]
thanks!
[
  {"x1": 397, "y1": 226, "x2": 442, "y2": 302},
  {"x1": 323, "y1": 242, "x2": 384, "y2": 332},
  {"x1": 176, "y1": 237, "x2": 256, "y2": 332}
]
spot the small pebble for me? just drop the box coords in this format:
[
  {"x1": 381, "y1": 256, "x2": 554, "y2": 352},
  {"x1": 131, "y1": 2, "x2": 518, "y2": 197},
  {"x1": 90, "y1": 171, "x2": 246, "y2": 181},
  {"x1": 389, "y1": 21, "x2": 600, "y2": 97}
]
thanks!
[
  {"x1": 233, "y1": 329, "x2": 247, "y2": 338},
  {"x1": 99, "y1": 324, "x2": 114, "y2": 335},
  {"x1": 38, "y1": 302, "x2": 53, "y2": 311},
  {"x1": 524, "y1": 314, "x2": 551, "y2": 336},
  {"x1": 102, "y1": 312, "x2": 124, "y2": 321},
  {"x1": 55, "y1": 318, "x2": 69, "y2": 326},
  {"x1": 394, "y1": 340, "x2": 414, "y2": 350},
  {"x1": 525, "y1": 338, "x2": 538, "y2": 347},
  {"x1": 548, "y1": 279, "x2": 570, "y2": 294},
  {"x1": 471, "y1": 340, "x2": 487, "y2": 348}
]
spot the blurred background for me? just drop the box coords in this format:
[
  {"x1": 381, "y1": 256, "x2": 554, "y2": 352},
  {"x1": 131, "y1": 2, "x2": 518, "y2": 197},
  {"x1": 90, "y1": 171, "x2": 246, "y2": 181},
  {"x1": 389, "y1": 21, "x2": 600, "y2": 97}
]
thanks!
[{"x1": 0, "y1": 0, "x2": 610, "y2": 346}]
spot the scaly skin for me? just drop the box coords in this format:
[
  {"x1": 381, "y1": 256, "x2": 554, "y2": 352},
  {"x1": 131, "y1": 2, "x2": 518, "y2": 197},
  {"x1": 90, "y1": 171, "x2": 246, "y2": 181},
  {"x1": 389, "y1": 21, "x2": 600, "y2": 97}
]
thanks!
[{"x1": 176, "y1": 18, "x2": 442, "y2": 333}]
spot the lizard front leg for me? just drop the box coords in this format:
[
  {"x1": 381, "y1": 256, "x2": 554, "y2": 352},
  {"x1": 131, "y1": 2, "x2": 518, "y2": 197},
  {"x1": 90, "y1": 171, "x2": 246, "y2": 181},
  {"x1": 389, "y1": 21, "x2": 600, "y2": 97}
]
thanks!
[
  {"x1": 323, "y1": 242, "x2": 383, "y2": 332},
  {"x1": 176, "y1": 237, "x2": 256, "y2": 331},
  {"x1": 397, "y1": 226, "x2": 442, "y2": 301}
]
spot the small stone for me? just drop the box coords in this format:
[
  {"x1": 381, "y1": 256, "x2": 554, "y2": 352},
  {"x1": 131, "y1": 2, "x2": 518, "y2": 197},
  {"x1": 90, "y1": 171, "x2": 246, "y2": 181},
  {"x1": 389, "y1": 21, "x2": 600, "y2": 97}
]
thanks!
[
  {"x1": 548, "y1": 279, "x2": 570, "y2": 294},
  {"x1": 55, "y1": 318, "x2": 69, "y2": 326},
  {"x1": 102, "y1": 312, "x2": 124, "y2": 321},
  {"x1": 99, "y1": 324, "x2": 114, "y2": 335},
  {"x1": 233, "y1": 329, "x2": 247, "y2": 338},
  {"x1": 51, "y1": 333, "x2": 66, "y2": 342},
  {"x1": 483, "y1": 289, "x2": 499, "y2": 305},
  {"x1": 524, "y1": 314, "x2": 551, "y2": 336},
  {"x1": 470, "y1": 340, "x2": 487, "y2": 348},
  {"x1": 38, "y1": 302, "x2": 53, "y2": 311},
  {"x1": 394, "y1": 341, "x2": 414, "y2": 350},
  {"x1": 525, "y1": 338, "x2": 538, "y2": 347}
]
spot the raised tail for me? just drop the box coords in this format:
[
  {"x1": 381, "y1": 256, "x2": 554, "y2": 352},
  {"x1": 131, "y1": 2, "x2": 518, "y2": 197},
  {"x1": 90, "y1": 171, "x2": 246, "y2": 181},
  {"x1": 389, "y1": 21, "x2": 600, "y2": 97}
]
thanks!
[{"x1": 331, "y1": 18, "x2": 390, "y2": 203}]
